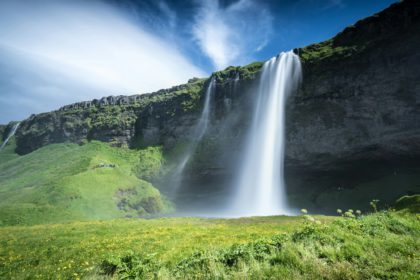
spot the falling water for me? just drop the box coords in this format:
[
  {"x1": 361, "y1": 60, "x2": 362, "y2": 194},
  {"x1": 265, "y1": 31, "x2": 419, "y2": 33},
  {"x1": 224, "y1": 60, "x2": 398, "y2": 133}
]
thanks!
[
  {"x1": 231, "y1": 51, "x2": 301, "y2": 216},
  {"x1": 0, "y1": 122, "x2": 20, "y2": 151},
  {"x1": 170, "y1": 77, "x2": 215, "y2": 192},
  {"x1": 192, "y1": 77, "x2": 216, "y2": 143}
]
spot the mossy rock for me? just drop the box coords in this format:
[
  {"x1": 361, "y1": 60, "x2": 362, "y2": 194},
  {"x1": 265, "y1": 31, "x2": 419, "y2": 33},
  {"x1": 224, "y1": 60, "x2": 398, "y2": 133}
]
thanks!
[{"x1": 395, "y1": 195, "x2": 420, "y2": 213}]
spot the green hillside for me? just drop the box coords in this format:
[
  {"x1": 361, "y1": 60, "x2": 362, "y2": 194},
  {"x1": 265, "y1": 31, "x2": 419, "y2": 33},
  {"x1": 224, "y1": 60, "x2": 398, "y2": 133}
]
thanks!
[{"x1": 0, "y1": 140, "x2": 171, "y2": 226}]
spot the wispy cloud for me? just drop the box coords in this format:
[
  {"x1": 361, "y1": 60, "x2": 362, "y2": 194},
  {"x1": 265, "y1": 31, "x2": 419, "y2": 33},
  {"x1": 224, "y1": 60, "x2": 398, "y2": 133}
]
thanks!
[
  {"x1": 192, "y1": 0, "x2": 273, "y2": 70},
  {"x1": 322, "y1": 0, "x2": 345, "y2": 10},
  {"x1": 0, "y1": 0, "x2": 206, "y2": 124}
]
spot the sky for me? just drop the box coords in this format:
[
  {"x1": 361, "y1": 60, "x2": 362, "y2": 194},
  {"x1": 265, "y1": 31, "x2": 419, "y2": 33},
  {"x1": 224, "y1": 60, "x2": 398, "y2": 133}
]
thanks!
[{"x1": 0, "y1": 0, "x2": 397, "y2": 124}]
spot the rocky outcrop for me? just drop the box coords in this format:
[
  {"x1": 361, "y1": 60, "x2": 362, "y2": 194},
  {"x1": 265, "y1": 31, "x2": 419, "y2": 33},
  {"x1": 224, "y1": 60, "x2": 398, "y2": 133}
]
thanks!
[
  {"x1": 0, "y1": 125, "x2": 6, "y2": 143},
  {"x1": 14, "y1": 78, "x2": 208, "y2": 154}
]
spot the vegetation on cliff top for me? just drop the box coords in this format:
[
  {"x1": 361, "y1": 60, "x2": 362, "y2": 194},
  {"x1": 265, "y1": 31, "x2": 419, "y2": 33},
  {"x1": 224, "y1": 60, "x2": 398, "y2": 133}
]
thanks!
[
  {"x1": 298, "y1": 0, "x2": 420, "y2": 65},
  {"x1": 212, "y1": 61, "x2": 264, "y2": 83},
  {"x1": 298, "y1": 39, "x2": 360, "y2": 64}
]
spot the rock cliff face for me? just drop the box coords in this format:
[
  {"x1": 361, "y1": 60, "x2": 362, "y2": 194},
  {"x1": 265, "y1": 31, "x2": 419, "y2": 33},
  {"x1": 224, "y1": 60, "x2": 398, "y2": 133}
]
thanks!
[
  {"x1": 7, "y1": 0, "x2": 420, "y2": 212},
  {"x1": 288, "y1": 0, "x2": 420, "y2": 170},
  {"x1": 0, "y1": 125, "x2": 6, "y2": 143},
  {"x1": 282, "y1": 0, "x2": 420, "y2": 211},
  {"x1": 14, "y1": 78, "x2": 207, "y2": 154}
]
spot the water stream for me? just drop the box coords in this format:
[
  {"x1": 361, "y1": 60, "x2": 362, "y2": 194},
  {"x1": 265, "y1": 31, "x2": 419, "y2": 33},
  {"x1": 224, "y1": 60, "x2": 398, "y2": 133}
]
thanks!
[
  {"x1": 170, "y1": 77, "x2": 215, "y2": 194},
  {"x1": 0, "y1": 122, "x2": 20, "y2": 151}
]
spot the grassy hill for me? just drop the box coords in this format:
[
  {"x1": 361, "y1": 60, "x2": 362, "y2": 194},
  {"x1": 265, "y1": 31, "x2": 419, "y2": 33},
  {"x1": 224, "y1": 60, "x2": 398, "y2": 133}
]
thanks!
[{"x1": 0, "y1": 139, "x2": 171, "y2": 226}]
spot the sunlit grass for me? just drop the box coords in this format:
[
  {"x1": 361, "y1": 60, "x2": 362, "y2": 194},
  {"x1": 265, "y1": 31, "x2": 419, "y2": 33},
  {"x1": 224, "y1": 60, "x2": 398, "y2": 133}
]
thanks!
[
  {"x1": 0, "y1": 215, "x2": 317, "y2": 279},
  {"x1": 0, "y1": 211, "x2": 418, "y2": 279},
  {"x1": 0, "y1": 141, "x2": 168, "y2": 226}
]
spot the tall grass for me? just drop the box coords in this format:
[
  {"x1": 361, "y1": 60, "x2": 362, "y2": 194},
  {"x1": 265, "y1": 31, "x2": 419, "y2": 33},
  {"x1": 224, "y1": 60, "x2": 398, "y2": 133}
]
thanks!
[
  {"x1": 102, "y1": 211, "x2": 419, "y2": 279},
  {"x1": 0, "y1": 215, "x2": 307, "y2": 279}
]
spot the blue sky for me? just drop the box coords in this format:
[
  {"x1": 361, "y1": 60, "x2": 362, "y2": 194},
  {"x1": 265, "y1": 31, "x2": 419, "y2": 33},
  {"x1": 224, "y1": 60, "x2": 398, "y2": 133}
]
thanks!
[{"x1": 0, "y1": 0, "x2": 396, "y2": 123}]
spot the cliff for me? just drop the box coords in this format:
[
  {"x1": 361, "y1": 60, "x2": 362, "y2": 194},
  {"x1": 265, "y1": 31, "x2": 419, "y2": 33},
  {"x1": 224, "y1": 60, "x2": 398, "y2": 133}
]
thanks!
[
  {"x1": 5, "y1": 0, "x2": 420, "y2": 212},
  {"x1": 290, "y1": 0, "x2": 420, "y2": 169}
]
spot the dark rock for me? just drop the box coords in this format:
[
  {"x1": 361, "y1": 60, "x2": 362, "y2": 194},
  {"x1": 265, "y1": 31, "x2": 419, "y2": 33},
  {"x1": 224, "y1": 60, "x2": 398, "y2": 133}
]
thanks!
[{"x1": 286, "y1": 0, "x2": 420, "y2": 171}]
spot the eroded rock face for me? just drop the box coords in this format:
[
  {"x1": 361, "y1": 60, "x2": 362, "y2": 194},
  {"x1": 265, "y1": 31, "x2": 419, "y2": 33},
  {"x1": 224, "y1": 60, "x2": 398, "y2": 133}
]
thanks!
[
  {"x1": 15, "y1": 108, "x2": 138, "y2": 154},
  {"x1": 14, "y1": 79, "x2": 207, "y2": 154},
  {"x1": 285, "y1": 0, "x2": 420, "y2": 172},
  {"x1": 0, "y1": 125, "x2": 7, "y2": 143}
]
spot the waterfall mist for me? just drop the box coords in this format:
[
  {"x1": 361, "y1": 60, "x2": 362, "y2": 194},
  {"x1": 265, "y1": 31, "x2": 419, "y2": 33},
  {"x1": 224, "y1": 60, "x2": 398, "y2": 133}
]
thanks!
[{"x1": 231, "y1": 51, "x2": 301, "y2": 216}]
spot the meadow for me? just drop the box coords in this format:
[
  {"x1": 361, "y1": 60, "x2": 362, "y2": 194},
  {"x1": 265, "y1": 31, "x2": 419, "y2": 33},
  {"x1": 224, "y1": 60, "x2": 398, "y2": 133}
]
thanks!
[
  {"x1": 0, "y1": 215, "x2": 313, "y2": 279},
  {"x1": 0, "y1": 208, "x2": 418, "y2": 279}
]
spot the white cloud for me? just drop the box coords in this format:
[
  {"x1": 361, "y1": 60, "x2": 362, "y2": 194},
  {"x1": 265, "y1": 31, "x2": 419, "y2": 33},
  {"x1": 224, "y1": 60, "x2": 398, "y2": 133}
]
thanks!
[
  {"x1": 192, "y1": 0, "x2": 273, "y2": 70},
  {"x1": 0, "y1": 0, "x2": 206, "y2": 124}
]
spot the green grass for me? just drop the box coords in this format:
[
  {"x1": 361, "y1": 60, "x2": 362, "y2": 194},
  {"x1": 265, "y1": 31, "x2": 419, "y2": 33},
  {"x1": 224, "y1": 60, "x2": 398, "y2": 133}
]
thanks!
[
  {"x1": 0, "y1": 215, "x2": 313, "y2": 279},
  {"x1": 103, "y1": 211, "x2": 420, "y2": 280},
  {"x1": 0, "y1": 138, "x2": 418, "y2": 279},
  {"x1": 0, "y1": 211, "x2": 417, "y2": 279},
  {"x1": 0, "y1": 141, "x2": 19, "y2": 165},
  {"x1": 0, "y1": 140, "x2": 170, "y2": 226}
]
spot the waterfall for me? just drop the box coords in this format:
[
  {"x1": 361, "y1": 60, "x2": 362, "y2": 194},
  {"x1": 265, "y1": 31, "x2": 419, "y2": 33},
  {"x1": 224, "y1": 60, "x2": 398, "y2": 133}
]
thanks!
[
  {"x1": 231, "y1": 51, "x2": 301, "y2": 216},
  {"x1": 0, "y1": 122, "x2": 20, "y2": 151},
  {"x1": 192, "y1": 77, "x2": 216, "y2": 142},
  {"x1": 170, "y1": 77, "x2": 215, "y2": 192}
]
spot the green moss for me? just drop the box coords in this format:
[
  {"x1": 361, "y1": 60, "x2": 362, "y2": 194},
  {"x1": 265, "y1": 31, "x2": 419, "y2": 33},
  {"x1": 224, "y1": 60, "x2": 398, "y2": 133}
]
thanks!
[
  {"x1": 240, "y1": 61, "x2": 264, "y2": 79},
  {"x1": 395, "y1": 195, "x2": 420, "y2": 213},
  {"x1": 299, "y1": 39, "x2": 361, "y2": 64},
  {"x1": 212, "y1": 61, "x2": 264, "y2": 84}
]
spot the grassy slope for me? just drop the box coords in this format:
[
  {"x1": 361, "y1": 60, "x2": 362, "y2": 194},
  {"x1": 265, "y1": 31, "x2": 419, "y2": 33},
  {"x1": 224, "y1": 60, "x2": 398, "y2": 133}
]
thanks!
[
  {"x1": 0, "y1": 215, "x2": 327, "y2": 279},
  {"x1": 0, "y1": 140, "x2": 169, "y2": 226},
  {"x1": 0, "y1": 211, "x2": 418, "y2": 279},
  {"x1": 161, "y1": 211, "x2": 419, "y2": 280}
]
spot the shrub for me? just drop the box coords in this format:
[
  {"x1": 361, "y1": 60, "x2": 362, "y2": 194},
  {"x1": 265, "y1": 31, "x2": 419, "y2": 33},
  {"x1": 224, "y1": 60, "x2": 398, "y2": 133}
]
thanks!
[
  {"x1": 99, "y1": 211, "x2": 420, "y2": 279},
  {"x1": 101, "y1": 253, "x2": 161, "y2": 279},
  {"x1": 370, "y1": 199, "x2": 380, "y2": 213}
]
